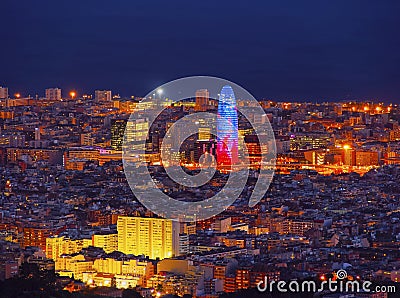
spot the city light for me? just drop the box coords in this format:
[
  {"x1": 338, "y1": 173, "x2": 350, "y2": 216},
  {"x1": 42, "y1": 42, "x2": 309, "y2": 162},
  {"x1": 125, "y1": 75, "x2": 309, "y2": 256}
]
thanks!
[
  {"x1": 0, "y1": 94, "x2": 400, "y2": 297},
  {"x1": 2, "y1": 0, "x2": 400, "y2": 296},
  {"x1": 217, "y1": 85, "x2": 239, "y2": 167},
  {"x1": 0, "y1": 86, "x2": 398, "y2": 296}
]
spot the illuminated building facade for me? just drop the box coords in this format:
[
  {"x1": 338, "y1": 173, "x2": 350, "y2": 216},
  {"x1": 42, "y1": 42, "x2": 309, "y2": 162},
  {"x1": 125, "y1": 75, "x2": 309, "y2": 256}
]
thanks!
[
  {"x1": 23, "y1": 227, "x2": 55, "y2": 251},
  {"x1": 80, "y1": 133, "x2": 94, "y2": 146},
  {"x1": 111, "y1": 119, "x2": 127, "y2": 150},
  {"x1": 197, "y1": 117, "x2": 213, "y2": 141},
  {"x1": 217, "y1": 85, "x2": 239, "y2": 167},
  {"x1": 244, "y1": 135, "x2": 270, "y2": 168},
  {"x1": 289, "y1": 133, "x2": 331, "y2": 150},
  {"x1": 114, "y1": 99, "x2": 137, "y2": 113},
  {"x1": 92, "y1": 258, "x2": 153, "y2": 276},
  {"x1": 56, "y1": 254, "x2": 93, "y2": 280},
  {"x1": 46, "y1": 236, "x2": 92, "y2": 261},
  {"x1": 303, "y1": 149, "x2": 326, "y2": 165},
  {"x1": 195, "y1": 89, "x2": 209, "y2": 112},
  {"x1": 0, "y1": 86, "x2": 9, "y2": 99},
  {"x1": 342, "y1": 148, "x2": 356, "y2": 166},
  {"x1": 236, "y1": 268, "x2": 280, "y2": 290},
  {"x1": 355, "y1": 150, "x2": 379, "y2": 166},
  {"x1": 64, "y1": 149, "x2": 99, "y2": 160},
  {"x1": 92, "y1": 233, "x2": 118, "y2": 254},
  {"x1": 95, "y1": 90, "x2": 112, "y2": 101},
  {"x1": 6, "y1": 148, "x2": 62, "y2": 164},
  {"x1": 45, "y1": 88, "x2": 61, "y2": 101},
  {"x1": 124, "y1": 118, "x2": 149, "y2": 151},
  {"x1": 63, "y1": 149, "x2": 100, "y2": 170},
  {"x1": 54, "y1": 253, "x2": 154, "y2": 287},
  {"x1": 117, "y1": 216, "x2": 173, "y2": 260}
]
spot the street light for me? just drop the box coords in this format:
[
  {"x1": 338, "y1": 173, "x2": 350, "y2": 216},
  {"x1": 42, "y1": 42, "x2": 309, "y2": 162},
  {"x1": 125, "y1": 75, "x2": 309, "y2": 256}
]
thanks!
[{"x1": 70, "y1": 91, "x2": 76, "y2": 99}]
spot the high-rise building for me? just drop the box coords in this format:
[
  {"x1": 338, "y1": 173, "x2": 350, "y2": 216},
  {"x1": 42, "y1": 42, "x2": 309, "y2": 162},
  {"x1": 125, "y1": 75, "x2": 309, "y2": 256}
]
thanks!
[
  {"x1": 95, "y1": 90, "x2": 112, "y2": 101},
  {"x1": 342, "y1": 147, "x2": 356, "y2": 166},
  {"x1": 197, "y1": 118, "x2": 213, "y2": 141},
  {"x1": 45, "y1": 88, "x2": 62, "y2": 101},
  {"x1": 111, "y1": 119, "x2": 127, "y2": 150},
  {"x1": 117, "y1": 216, "x2": 174, "y2": 260},
  {"x1": 217, "y1": 85, "x2": 239, "y2": 167},
  {"x1": 124, "y1": 118, "x2": 149, "y2": 151},
  {"x1": 0, "y1": 87, "x2": 9, "y2": 99},
  {"x1": 195, "y1": 89, "x2": 209, "y2": 112}
]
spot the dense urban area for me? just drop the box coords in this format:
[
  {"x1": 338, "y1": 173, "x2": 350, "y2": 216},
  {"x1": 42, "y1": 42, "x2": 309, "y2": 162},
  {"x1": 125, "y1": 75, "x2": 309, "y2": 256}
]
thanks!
[{"x1": 0, "y1": 86, "x2": 400, "y2": 297}]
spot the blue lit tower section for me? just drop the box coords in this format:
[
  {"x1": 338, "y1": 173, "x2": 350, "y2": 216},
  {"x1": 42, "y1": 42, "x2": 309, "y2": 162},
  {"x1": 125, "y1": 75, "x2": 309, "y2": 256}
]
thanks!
[{"x1": 217, "y1": 85, "x2": 239, "y2": 167}]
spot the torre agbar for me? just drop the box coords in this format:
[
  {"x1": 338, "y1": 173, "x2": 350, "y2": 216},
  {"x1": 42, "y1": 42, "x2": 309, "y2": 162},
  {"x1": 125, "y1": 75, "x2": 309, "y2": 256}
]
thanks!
[{"x1": 217, "y1": 85, "x2": 239, "y2": 167}]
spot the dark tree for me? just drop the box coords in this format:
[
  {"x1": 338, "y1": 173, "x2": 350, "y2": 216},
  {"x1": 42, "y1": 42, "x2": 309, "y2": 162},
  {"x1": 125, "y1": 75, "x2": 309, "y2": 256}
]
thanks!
[{"x1": 122, "y1": 289, "x2": 143, "y2": 298}]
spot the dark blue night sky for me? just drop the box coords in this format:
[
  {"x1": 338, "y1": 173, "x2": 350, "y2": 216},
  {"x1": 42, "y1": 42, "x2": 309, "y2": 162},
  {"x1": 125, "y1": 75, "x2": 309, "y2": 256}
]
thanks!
[{"x1": 1, "y1": 0, "x2": 400, "y2": 102}]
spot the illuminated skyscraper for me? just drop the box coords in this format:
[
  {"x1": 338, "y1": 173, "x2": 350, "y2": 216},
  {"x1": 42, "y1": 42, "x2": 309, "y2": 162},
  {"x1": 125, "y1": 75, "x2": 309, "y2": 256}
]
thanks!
[
  {"x1": 217, "y1": 85, "x2": 239, "y2": 167},
  {"x1": 124, "y1": 118, "x2": 149, "y2": 151},
  {"x1": 117, "y1": 216, "x2": 176, "y2": 260},
  {"x1": 197, "y1": 118, "x2": 212, "y2": 141},
  {"x1": 111, "y1": 119, "x2": 127, "y2": 150},
  {"x1": 195, "y1": 89, "x2": 209, "y2": 111}
]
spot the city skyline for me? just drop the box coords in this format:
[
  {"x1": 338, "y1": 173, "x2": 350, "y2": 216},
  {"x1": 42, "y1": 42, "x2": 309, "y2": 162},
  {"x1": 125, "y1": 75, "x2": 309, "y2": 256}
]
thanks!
[
  {"x1": 1, "y1": 84, "x2": 399, "y2": 105},
  {"x1": 1, "y1": 1, "x2": 400, "y2": 297}
]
